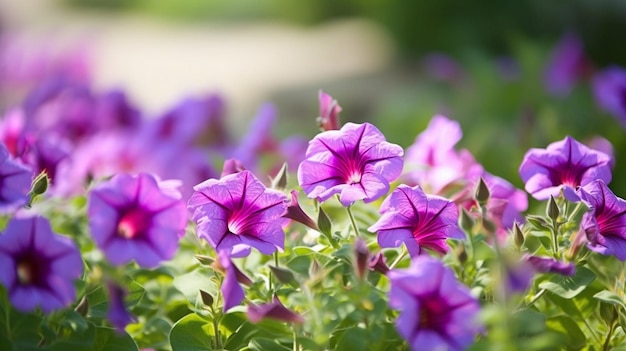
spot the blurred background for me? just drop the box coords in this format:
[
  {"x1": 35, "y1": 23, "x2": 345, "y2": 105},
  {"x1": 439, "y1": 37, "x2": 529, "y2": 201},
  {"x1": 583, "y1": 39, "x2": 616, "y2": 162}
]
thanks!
[{"x1": 2, "y1": 0, "x2": 626, "y2": 195}]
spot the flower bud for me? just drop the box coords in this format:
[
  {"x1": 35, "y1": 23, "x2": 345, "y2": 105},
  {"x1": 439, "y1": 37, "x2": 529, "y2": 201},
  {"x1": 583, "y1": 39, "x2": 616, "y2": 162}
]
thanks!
[
  {"x1": 513, "y1": 223, "x2": 525, "y2": 249},
  {"x1": 271, "y1": 163, "x2": 288, "y2": 190},
  {"x1": 74, "y1": 295, "x2": 89, "y2": 317},
  {"x1": 546, "y1": 195, "x2": 560, "y2": 221},
  {"x1": 283, "y1": 190, "x2": 318, "y2": 231},
  {"x1": 460, "y1": 208, "x2": 475, "y2": 233},
  {"x1": 368, "y1": 252, "x2": 390, "y2": 275},
  {"x1": 30, "y1": 171, "x2": 49, "y2": 196},
  {"x1": 354, "y1": 238, "x2": 370, "y2": 281},
  {"x1": 199, "y1": 289, "x2": 214, "y2": 307},
  {"x1": 475, "y1": 177, "x2": 490, "y2": 205}
]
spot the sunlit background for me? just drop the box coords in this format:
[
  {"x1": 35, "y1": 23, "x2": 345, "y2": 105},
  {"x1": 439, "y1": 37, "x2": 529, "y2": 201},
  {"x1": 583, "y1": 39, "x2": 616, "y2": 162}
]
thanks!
[{"x1": 2, "y1": 0, "x2": 626, "y2": 195}]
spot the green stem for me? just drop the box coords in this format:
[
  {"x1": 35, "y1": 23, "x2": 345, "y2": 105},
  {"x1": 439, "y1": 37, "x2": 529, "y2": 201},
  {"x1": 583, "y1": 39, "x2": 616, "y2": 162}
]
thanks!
[
  {"x1": 293, "y1": 328, "x2": 299, "y2": 351},
  {"x1": 602, "y1": 311, "x2": 617, "y2": 351},
  {"x1": 389, "y1": 247, "x2": 408, "y2": 269},
  {"x1": 525, "y1": 288, "x2": 546, "y2": 307},
  {"x1": 346, "y1": 205, "x2": 360, "y2": 238},
  {"x1": 550, "y1": 220, "x2": 560, "y2": 259}
]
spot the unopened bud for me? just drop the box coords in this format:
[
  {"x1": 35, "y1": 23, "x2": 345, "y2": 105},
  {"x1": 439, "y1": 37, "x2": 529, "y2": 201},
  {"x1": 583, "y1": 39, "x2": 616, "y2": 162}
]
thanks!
[
  {"x1": 460, "y1": 208, "x2": 475, "y2": 233},
  {"x1": 271, "y1": 163, "x2": 288, "y2": 190},
  {"x1": 475, "y1": 177, "x2": 490, "y2": 205},
  {"x1": 74, "y1": 295, "x2": 89, "y2": 317},
  {"x1": 457, "y1": 244, "x2": 468, "y2": 264},
  {"x1": 514, "y1": 223, "x2": 525, "y2": 249},
  {"x1": 547, "y1": 196, "x2": 560, "y2": 222},
  {"x1": 199, "y1": 289, "x2": 214, "y2": 307},
  {"x1": 354, "y1": 238, "x2": 370, "y2": 281},
  {"x1": 31, "y1": 171, "x2": 49, "y2": 196}
]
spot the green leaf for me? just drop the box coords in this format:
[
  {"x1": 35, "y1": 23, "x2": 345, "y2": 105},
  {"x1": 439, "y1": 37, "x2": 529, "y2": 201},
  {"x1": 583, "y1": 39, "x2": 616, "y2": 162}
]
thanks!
[
  {"x1": 539, "y1": 266, "x2": 595, "y2": 299},
  {"x1": 335, "y1": 327, "x2": 369, "y2": 351},
  {"x1": 317, "y1": 206, "x2": 332, "y2": 237},
  {"x1": 173, "y1": 268, "x2": 217, "y2": 305},
  {"x1": 246, "y1": 338, "x2": 291, "y2": 351},
  {"x1": 46, "y1": 322, "x2": 96, "y2": 351},
  {"x1": 593, "y1": 290, "x2": 626, "y2": 310},
  {"x1": 545, "y1": 315, "x2": 586, "y2": 350},
  {"x1": 170, "y1": 313, "x2": 214, "y2": 351},
  {"x1": 93, "y1": 326, "x2": 138, "y2": 351}
]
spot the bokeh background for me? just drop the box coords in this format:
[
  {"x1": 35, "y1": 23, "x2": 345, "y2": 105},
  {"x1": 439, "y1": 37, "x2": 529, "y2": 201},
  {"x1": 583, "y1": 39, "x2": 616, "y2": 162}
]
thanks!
[{"x1": 2, "y1": 0, "x2": 626, "y2": 197}]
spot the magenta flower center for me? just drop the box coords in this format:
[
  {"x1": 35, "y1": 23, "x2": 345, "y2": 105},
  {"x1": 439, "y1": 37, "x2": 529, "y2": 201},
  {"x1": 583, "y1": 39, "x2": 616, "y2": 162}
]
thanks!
[
  {"x1": 227, "y1": 211, "x2": 246, "y2": 235},
  {"x1": 15, "y1": 253, "x2": 47, "y2": 286},
  {"x1": 338, "y1": 155, "x2": 364, "y2": 185},
  {"x1": 418, "y1": 295, "x2": 451, "y2": 331},
  {"x1": 117, "y1": 208, "x2": 151, "y2": 239},
  {"x1": 549, "y1": 166, "x2": 584, "y2": 187}
]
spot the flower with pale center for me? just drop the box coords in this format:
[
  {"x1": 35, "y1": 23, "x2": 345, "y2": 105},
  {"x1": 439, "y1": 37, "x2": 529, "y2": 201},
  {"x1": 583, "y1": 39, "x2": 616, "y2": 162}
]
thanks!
[
  {"x1": 298, "y1": 122, "x2": 403, "y2": 207},
  {"x1": 88, "y1": 172, "x2": 187, "y2": 268}
]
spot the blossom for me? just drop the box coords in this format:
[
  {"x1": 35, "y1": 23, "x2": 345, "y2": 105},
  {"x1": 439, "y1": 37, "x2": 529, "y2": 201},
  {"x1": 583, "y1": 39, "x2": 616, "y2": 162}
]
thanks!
[
  {"x1": 388, "y1": 255, "x2": 482, "y2": 351},
  {"x1": 578, "y1": 180, "x2": 626, "y2": 260},
  {"x1": 189, "y1": 170, "x2": 288, "y2": 258},
  {"x1": 368, "y1": 185, "x2": 465, "y2": 257},
  {"x1": 298, "y1": 122, "x2": 403, "y2": 207},
  {"x1": 592, "y1": 66, "x2": 626, "y2": 127},
  {"x1": 247, "y1": 296, "x2": 304, "y2": 324},
  {"x1": 519, "y1": 136, "x2": 613, "y2": 201},
  {"x1": 107, "y1": 282, "x2": 136, "y2": 333},
  {"x1": 523, "y1": 255, "x2": 576, "y2": 276},
  {"x1": 544, "y1": 33, "x2": 589, "y2": 96},
  {"x1": 317, "y1": 90, "x2": 341, "y2": 131},
  {"x1": 0, "y1": 216, "x2": 83, "y2": 313},
  {"x1": 88, "y1": 173, "x2": 187, "y2": 268},
  {"x1": 0, "y1": 143, "x2": 32, "y2": 211},
  {"x1": 283, "y1": 190, "x2": 318, "y2": 231},
  {"x1": 217, "y1": 251, "x2": 245, "y2": 312}
]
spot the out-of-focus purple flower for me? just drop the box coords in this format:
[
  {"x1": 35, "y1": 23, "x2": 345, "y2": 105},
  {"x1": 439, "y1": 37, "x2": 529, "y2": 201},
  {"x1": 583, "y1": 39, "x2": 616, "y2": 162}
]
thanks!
[
  {"x1": 217, "y1": 251, "x2": 245, "y2": 312},
  {"x1": 369, "y1": 252, "x2": 390, "y2": 275},
  {"x1": 404, "y1": 115, "x2": 482, "y2": 194},
  {"x1": 298, "y1": 122, "x2": 404, "y2": 207},
  {"x1": 592, "y1": 66, "x2": 626, "y2": 127},
  {"x1": 388, "y1": 255, "x2": 482, "y2": 351},
  {"x1": 283, "y1": 190, "x2": 318, "y2": 231},
  {"x1": 422, "y1": 53, "x2": 465, "y2": 83},
  {"x1": 189, "y1": 170, "x2": 288, "y2": 258},
  {"x1": 221, "y1": 158, "x2": 246, "y2": 177},
  {"x1": 0, "y1": 216, "x2": 83, "y2": 313},
  {"x1": 0, "y1": 143, "x2": 32, "y2": 211},
  {"x1": 586, "y1": 136, "x2": 614, "y2": 167},
  {"x1": 504, "y1": 258, "x2": 535, "y2": 295},
  {"x1": 495, "y1": 56, "x2": 520, "y2": 82},
  {"x1": 354, "y1": 238, "x2": 370, "y2": 280},
  {"x1": 21, "y1": 136, "x2": 71, "y2": 184},
  {"x1": 88, "y1": 173, "x2": 187, "y2": 268},
  {"x1": 317, "y1": 90, "x2": 341, "y2": 131},
  {"x1": 247, "y1": 295, "x2": 304, "y2": 324},
  {"x1": 578, "y1": 180, "x2": 626, "y2": 260},
  {"x1": 0, "y1": 109, "x2": 26, "y2": 157},
  {"x1": 523, "y1": 255, "x2": 576, "y2": 276},
  {"x1": 519, "y1": 136, "x2": 613, "y2": 201},
  {"x1": 544, "y1": 33, "x2": 589, "y2": 96},
  {"x1": 107, "y1": 282, "x2": 136, "y2": 334},
  {"x1": 94, "y1": 90, "x2": 142, "y2": 131},
  {"x1": 368, "y1": 185, "x2": 464, "y2": 257}
]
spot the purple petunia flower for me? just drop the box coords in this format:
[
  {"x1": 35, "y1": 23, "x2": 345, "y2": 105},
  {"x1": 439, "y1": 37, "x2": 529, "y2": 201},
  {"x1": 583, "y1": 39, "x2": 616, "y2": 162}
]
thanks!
[
  {"x1": 368, "y1": 185, "x2": 465, "y2": 257},
  {"x1": 0, "y1": 142, "x2": 32, "y2": 211},
  {"x1": 217, "y1": 251, "x2": 245, "y2": 312},
  {"x1": 592, "y1": 66, "x2": 626, "y2": 127},
  {"x1": 519, "y1": 136, "x2": 613, "y2": 201},
  {"x1": 523, "y1": 255, "x2": 575, "y2": 276},
  {"x1": 298, "y1": 122, "x2": 404, "y2": 207},
  {"x1": 317, "y1": 90, "x2": 341, "y2": 131},
  {"x1": 88, "y1": 172, "x2": 187, "y2": 268},
  {"x1": 388, "y1": 255, "x2": 482, "y2": 351},
  {"x1": 107, "y1": 282, "x2": 136, "y2": 334},
  {"x1": 189, "y1": 170, "x2": 288, "y2": 258},
  {"x1": 544, "y1": 33, "x2": 589, "y2": 96},
  {"x1": 0, "y1": 216, "x2": 83, "y2": 313},
  {"x1": 247, "y1": 295, "x2": 304, "y2": 324},
  {"x1": 578, "y1": 179, "x2": 626, "y2": 260}
]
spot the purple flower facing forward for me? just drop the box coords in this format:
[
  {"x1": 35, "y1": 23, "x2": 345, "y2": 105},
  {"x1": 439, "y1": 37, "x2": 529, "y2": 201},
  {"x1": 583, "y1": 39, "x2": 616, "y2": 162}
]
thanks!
[
  {"x1": 388, "y1": 255, "x2": 482, "y2": 351},
  {"x1": 189, "y1": 170, "x2": 288, "y2": 258},
  {"x1": 592, "y1": 66, "x2": 626, "y2": 127},
  {"x1": 578, "y1": 180, "x2": 626, "y2": 260},
  {"x1": 88, "y1": 173, "x2": 187, "y2": 268},
  {"x1": 0, "y1": 143, "x2": 32, "y2": 211},
  {"x1": 368, "y1": 185, "x2": 464, "y2": 257},
  {"x1": 519, "y1": 136, "x2": 613, "y2": 201},
  {"x1": 298, "y1": 122, "x2": 404, "y2": 207},
  {"x1": 0, "y1": 217, "x2": 83, "y2": 313}
]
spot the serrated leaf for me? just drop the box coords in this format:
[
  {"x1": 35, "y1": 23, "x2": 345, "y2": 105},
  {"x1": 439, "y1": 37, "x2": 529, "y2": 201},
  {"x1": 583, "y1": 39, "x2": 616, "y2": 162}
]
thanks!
[
  {"x1": 539, "y1": 266, "x2": 595, "y2": 299},
  {"x1": 170, "y1": 313, "x2": 214, "y2": 351}
]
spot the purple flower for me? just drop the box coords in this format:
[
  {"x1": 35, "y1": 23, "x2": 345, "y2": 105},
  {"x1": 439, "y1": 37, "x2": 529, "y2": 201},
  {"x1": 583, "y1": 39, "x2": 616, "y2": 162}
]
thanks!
[
  {"x1": 247, "y1": 296, "x2": 304, "y2": 324},
  {"x1": 283, "y1": 190, "x2": 318, "y2": 231},
  {"x1": 107, "y1": 282, "x2": 136, "y2": 334},
  {"x1": 519, "y1": 136, "x2": 613, "y2": 201},
  {"x1": 189, "y1": 170, "x2": 288, "y2": 258},
  {"x1": 317, "y1": 90, "x2": 341, "y2": 131},
  {"x1": 388, "y1": 255, "x2": 482, "y2": 351},
  {"x1": 0, "y1": 216, "x2": 83, "y2": 313},
  {"x1": 422, "y1": 53, "x2": 466, "y2": 83},
  {"x1": 544, "y1": 33, "x2": 589, "y2": 96},
  {"x1": 592, "y1": 66, "x2": 626, "y2": 127},
  {"x1": 217, "y1": 251, "x2": 245, "y2": 312},
  {"x1": 298, "y1": 122, "x2": 403, "y2": 207},
  {"x1": 578, "y1": 180, "x2": 626, "y2": 260},
  {"x1": 523, "y1": 255, "x2": 576, "y2": 276},
  {"x1": 88, "y1": 173, "x2": 187, "y2": 268},
  {"x1": 0, "y1": 143, "x2": 32, "y2": 211},
  {"x1": 368, "y1": 185, "x2": 465, "y2": 257},
  {"x1": 369, "y1": 252, "x2": 390, "y2": 275}
]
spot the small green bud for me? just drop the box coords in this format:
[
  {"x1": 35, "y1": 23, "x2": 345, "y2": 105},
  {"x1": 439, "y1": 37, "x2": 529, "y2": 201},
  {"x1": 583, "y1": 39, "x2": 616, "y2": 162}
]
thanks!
[
  {"x1": 194, "y1": 254, "x2": 215, "y2": 266},
  {"x1": 199, "y1": 289, "x2": 214, "y2": 307},
  {"x1": 317, "y1": 206, "x2": 332, "y2": 237},
  {"x1": 74, "y1": 295, "x2": 89, "y2": 317},
  {"x1": 475, "y1": 177, "x2": 490, "y2": 205},
  {"x1": 546, "y1": 196, "x2": 560, "y2": 222},
  {"x1": 271, "y1": 163, "x2": 288, "y2": 190},
  {"x1": 513, "y1": 223, "x2": 524, "y2": 249},
  {"x1": 31, "y1": 171, "x2": 49, "y2": 196},
  {"x1": 457, "y1": 244, "x2": 468, "y2": 264},
  {"x1": 460, "y1": 208, "x2": 475, "y2": 233},
  {"x1": 269, "y1": 265, "x2": 297, "y2": 286}
]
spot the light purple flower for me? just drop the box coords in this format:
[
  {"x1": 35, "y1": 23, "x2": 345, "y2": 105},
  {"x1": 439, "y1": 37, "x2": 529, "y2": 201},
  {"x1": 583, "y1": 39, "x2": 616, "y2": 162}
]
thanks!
[
  {"x1": 544, "y1": 33, "x2": 589, "y2": 96},
  {"x1": 189, "y1": 170, "x2": 288, "y2": 258},
  {"x1": 247, "y1": 296, "x2": 304, "y2": 324},
  {"x1": 298, "y1": 122, "x2": 403, "y2": 207},
  {"x1": 578, "y1": 180, "x2": 626, "y2": 260},
  {"x1": 0, "y1": 143, "x2": 32, "y2": 211},
  {"x1": 592, "y1": 66, "x2": 626, "y2": 127},
  {"x1": 317, "y1": 90, "x2": 341, "y2": 131},
  {"x1": 0, "y1": 216, "x2": 83, "y2": 313},
  {"x1": 519, "y1": 136, "x2": 613, "y2": 201},
  {"x1": 368, "y1": 185, "x2": 465, "y2": 257},
  {"x1": 523, "y1": 255, "x2": 576, "y2": 276},
  {"x1": 107, "y1": 282, "x2": 136, "y2": 333},
  {"x1": 422, "y1": 53, "x2": 465, "y2": 83},
  {"x1": 88, "y1": 173, "x2": 187, "y2": 268},
  {"x1": 217, "y1": 251, "x2": 245, "y2": 312},
  {"x1": 388, "y1": 255, "x2": 482, "y2": 351}
]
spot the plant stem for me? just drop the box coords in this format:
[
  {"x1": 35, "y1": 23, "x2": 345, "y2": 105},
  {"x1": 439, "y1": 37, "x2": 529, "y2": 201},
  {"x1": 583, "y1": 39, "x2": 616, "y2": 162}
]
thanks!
[
  {"x1": 346, "y1": 205, "x2": 360, "y2": 238},
  {"x1": 602, "y1": 310, "x2": 617, "y2": 351},
  {"x1": 389, "y1": 247, "x2": 408, "y2": 269}
]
